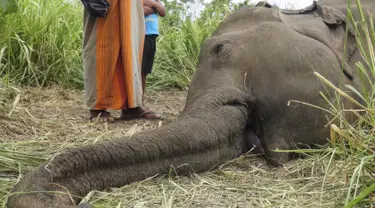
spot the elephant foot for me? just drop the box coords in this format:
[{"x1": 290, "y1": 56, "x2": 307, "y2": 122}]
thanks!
[
  {"x1": 263, "y1": 142, "x2": 292, "y2": 167},
  {"x1": 243, "y1": 129, "x2": 265, "y2": 154}
]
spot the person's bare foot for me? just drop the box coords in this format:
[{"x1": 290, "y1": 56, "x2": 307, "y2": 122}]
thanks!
[{"x1": 89, "y1": 110, "x2": 115, "y2": 123}]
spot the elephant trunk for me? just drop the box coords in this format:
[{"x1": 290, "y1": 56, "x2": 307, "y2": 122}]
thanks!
[{"x1": 7, "y1": 88, "x2": 253, "y2": 208}]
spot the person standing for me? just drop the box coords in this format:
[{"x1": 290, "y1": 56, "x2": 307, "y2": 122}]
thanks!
[
  {"x1": 83, "y1": 0, "x2": 160, "y2": 122},
  {"x1": 140, "y1": 0, "x2": 165, "y2": 112}
]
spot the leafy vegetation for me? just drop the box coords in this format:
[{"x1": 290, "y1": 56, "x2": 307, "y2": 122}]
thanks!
[
  {"x1": 149, "y1": 0, "x2": 252, "y2": 89},
  {"x1": 283, "y1": 0, "x2": 375, "y2": 207},
  {"x1": 0, "y1": 0, "x2": 83, "y2": 88},
  {"x1": 0, "y1": 0, "x2": 252, "y2": 89},
  {"x1": 0, "y1": 0, "x2": 17, "y2": 14},
  {"x1": 318, "y1": 0, "x2": 375, "y2": 206}
]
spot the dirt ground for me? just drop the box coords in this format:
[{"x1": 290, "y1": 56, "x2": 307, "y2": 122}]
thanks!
[
  {"x1": 0, "y1": 88, "x2": 360, "y2": 208},
  {"x1": 1, "y1": 88, "x2": 186, "y2": 140}
]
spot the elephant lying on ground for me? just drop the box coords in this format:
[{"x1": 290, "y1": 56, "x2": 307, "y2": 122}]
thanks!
[{"x1": 7, "y1": 0, "x2": 375, "y2": 207}]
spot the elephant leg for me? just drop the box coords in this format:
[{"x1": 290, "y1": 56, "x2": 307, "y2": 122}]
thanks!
[
  {"x1": 243, "y1": 128, "x2": 265, "y2": 155},
  {"x1": 262, "y1": 133, "x2": 293, "y2": 166}
]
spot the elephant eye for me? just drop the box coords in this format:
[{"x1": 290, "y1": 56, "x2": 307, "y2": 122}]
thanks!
[
  {"x1": 212, "y1": 41, "x2": 233, "y2": 58},
  {"x1": 213, "y1": 44, "x2": 224, "y2": 55}
]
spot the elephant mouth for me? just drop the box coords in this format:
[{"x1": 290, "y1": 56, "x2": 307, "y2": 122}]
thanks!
[
  {"x1": 223, "y1": 98, "x2": 250, "y2": 109},
  {"x1": 212, "y1": 93, "x2": 264, "y2": 155},
  {"x1": 184, "y1": 88, "x2": 262, "y2": 154}
]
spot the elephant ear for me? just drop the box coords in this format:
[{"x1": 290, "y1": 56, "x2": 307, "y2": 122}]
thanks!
[
  {"x1": 254, "y1": 1, "x2": 272, "y2": 8},
  {"x1": 317, "y1": 5, "x2": 356, "y2": 36},
  {"x1": 319, "y1": 6, "x2": 346, "y2": 25},
  {"x1": 317, "y1": 5, "x2": 357, "y2": 80}
]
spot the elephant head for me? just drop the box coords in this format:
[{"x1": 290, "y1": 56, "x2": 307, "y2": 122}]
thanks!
[{"x1": 7, "y1": 1, "x2": 374, "y2": 207}]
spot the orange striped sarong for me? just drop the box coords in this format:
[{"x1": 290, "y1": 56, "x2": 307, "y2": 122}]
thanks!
[{"x1": 83, "y1": 0, "x2": 145, "y2": 110}]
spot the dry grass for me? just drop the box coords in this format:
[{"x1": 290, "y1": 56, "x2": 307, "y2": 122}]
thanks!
[{"x1": 0, "y1": 87, "x2": 369, "y2": 208}]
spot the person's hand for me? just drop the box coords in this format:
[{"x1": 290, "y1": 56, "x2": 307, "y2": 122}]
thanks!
[
  {"x1": 143, "y1": 0, "x2": 155, "y2": 8},
  {"x1": 143, "y1": 0, "x2": 166, "y2": 17},
  {"x1": 143, "y1": 5, "x2": 154, "y2": 15}
]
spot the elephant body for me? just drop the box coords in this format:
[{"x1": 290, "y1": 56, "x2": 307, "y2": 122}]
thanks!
[{"x1": 7, "y1": 0, "x2": 375, "y2": 207}]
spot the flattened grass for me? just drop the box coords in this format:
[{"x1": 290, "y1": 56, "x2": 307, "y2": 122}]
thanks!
[{"x1": 0, "y1": 88, "x2": 372, "y2": 208}]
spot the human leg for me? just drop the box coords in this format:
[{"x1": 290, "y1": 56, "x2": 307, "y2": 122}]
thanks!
[
  {"x1": 83, "y1": 7, "x2": 116, "y2": 123},
  {"x1": 118, "y1": 35, "x2": 161, "y2": 120},
  {"x1": 116, "y1": 3, "x2": 160, "y2": 120},
  {"x1": 141, "y1": 35, "x2": 161, "y2": 118}
]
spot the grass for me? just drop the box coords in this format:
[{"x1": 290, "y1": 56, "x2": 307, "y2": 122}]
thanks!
[
  {"x1": 323, "y1": 0, "x2": 375, "y2": 206},
  {"x1": 286, "y1": 0, "x2": 375, "y2": 207},
  {"x1": 0, "y1": 0, "x2": 239, "y2": 90},
  {"x1": 146, "y1": 0, "x2": 236, "y2": 89},
  {"x1": 0, "y1": 0, "x2": 83, "y2": 88},
  {"x1": 0, "y1": 0, "x2": 375, "y2": 207},
  {"x1": 0, "y1": 88, "x2": 367, "y2": 208}
]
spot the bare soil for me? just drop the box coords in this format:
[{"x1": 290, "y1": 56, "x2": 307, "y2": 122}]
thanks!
[{"x1": 0, "y1": 88, "x2": 359, "y2": 208}]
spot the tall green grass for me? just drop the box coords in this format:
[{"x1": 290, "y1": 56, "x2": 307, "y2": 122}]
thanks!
[
  {"x1": 148, "y1": 0, "x2": 235, "y2": 89},
  {"x1": 0, "y1": 0, "x2": 250, "y2": 90},
  {"x1": 0, "y1": 0, "x2": 83, "y2": 88},
  {"x1": 294, "y1": 0, "x2": 375, "y2": 207}
]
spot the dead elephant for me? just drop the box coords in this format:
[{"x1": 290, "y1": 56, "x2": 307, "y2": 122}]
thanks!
[{"x1": 7, "y1": 0, "x2": 375, "y2": 207}]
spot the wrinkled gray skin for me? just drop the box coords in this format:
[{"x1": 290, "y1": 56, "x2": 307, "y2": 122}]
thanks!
[{"x1": 7, "y1": 0, "x2": 375, "y2": 207}]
